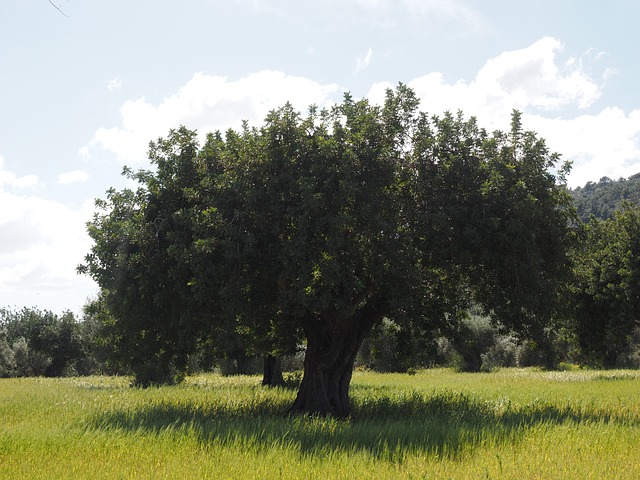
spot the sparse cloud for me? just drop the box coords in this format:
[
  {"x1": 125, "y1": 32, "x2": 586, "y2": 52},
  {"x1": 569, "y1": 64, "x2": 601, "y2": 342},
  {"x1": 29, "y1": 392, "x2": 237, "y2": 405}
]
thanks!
[
  {"x1": 351, "y1": 0, "x2": 487, "y2": 33},
  {"x1": 352, "y1": 0, "x2": 389, "y2": 10},
  {"x1": 83, "y1": 70, "x2": 339, "y2": 164},
  {"x1": 232, "y1": 0, "x2": 280, "y2": 15},
  {"x1": 355, "y1": 48, "x2": 373, "y2": 73},
  {"x1": 77, "y1": 145, "x2": 91, "y2": 159},
  {"x1": 603, "y1": 67, "x2": 619, "y2": 81},
  {"x1": 585, "y1": 47, "x2": 608, "y2": 62},
  {"x1": 404, "y1": 0, "x2": 485, "y2": 27},
  {"x1": 234, "y1": 0, "x2": 487, "y2": 34},
  {"x1": 0, "y1": 156, "x2": 38, "y2": 189},
  {"x1": 57, "y1": 170, "x2": 89, "y2": 185},
  {"x1": 107, "y1": 78, "x2": 123, "y2": 92}
]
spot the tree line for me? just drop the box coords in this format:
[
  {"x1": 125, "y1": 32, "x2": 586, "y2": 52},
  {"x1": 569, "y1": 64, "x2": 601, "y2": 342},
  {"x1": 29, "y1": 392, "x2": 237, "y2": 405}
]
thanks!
[
  {"x1": 0, "y1": 306, "x2": 106, "y2": 378},
  {"x1": 3, "y1": 86, "x2": 640, "y2": 417}
]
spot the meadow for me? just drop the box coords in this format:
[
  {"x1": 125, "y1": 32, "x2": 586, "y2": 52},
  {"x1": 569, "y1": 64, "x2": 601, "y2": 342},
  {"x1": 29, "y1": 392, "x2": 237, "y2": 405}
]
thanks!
[{"x1": 1, "y1": 368, "x2": 639, "y2": 479}]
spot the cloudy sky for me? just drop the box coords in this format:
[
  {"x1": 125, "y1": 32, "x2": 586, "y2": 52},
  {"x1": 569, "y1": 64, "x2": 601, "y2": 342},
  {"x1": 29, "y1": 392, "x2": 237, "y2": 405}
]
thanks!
[{"x1": 2, "y1": 1, "x2": 640, "y2": 315}]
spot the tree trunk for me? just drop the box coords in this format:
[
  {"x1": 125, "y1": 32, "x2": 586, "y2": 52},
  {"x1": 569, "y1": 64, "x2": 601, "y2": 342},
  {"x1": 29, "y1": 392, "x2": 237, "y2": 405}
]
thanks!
[
  {"x1": 234, "y1": 354, "x2": 252, "y2": 375},
  {"x1": 460, "y1": 349, "x2": 482, "y2": 372},
  {"x1": 262, "y1": 355, "x2": 285, "y2": 387},
  {"x1": 603, "y1": 349, "x2": 618, "y2": 369},
  {"x1": 288, "y1": 300, "x2": 384, "y2": 418}
]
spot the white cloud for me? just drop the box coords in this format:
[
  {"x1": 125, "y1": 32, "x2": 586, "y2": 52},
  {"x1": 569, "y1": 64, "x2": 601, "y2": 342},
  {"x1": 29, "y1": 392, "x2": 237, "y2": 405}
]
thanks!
[
  {"x1": 0, "y1": 155, "x2": 39, "y2": 189},
  {"x1": 525, "y1": 108, "x2": 640, "y2": 187},
  {"x1": 384, "y1": 36, "x2": 602, "y2": 121},
  {"x1": 58, "y1": 170, "x2": 90, "y2": 185},
  {"x1": 83, "y1": 70, "x2": 339, "y2": 164},
  {"x1": 0, "y1": 158, "x2": 97, "y2": 313},
  {"x1": 355, "y1": 48, "x2": 373, "y2": 73},
  {"x1": 367, "y1": 37, "x2": 638, "y2": 187}
]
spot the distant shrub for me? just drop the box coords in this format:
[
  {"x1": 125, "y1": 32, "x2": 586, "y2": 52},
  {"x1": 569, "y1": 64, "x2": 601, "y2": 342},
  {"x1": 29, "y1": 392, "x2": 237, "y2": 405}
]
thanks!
[
  {"x1": 515, "y1": 340, "x2": 545, "y2": 368},
  {"x1": 357, "y1": 318, "x2": 440, "y2": 373},
  {"x1": 557, "y1": 362, "x2": 581, "y2": 371},
  {"x1": 616, "y1": 327, "x2": 640, "y2": 368},
  {"x1": 218, "y1": 356, "x2": 262, "y2": 376},
  {"x1": 9, "y1": 337, "x2": 52, "y2": 377},
  {"x1": 0, "y1": 328, "x2": 16, "y2": 377},
  {"x1": 481, "y1": 335, "x2": 518, "y2": 372},
  {"x1": 0, "y1": 307, "x2": 99, "y2": 378},
  {"x1": 11, "y1": 337, "x2": 30, "y2": 376},
  {"x1": 131, "y1": 357, "x2": 185, "y2": 387},
  {"x1": 281, "y1": 351, "x2": 305, "y2": 372}
]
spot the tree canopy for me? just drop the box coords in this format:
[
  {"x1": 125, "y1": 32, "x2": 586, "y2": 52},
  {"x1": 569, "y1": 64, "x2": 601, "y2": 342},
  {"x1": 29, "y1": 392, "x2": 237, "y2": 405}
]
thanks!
[
  {"x1": 572, "y1": 202, "x2": 640, "y2": 366},
  {"x1": 79, "y1": 85, "x2": 576, "y2": 417}
]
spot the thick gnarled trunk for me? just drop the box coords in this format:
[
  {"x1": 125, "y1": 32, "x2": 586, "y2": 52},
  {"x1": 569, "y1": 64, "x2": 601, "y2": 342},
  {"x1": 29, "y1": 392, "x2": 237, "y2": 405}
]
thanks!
[{"x1": 289, "y1": 301, "x2": 384, "y2": 418}]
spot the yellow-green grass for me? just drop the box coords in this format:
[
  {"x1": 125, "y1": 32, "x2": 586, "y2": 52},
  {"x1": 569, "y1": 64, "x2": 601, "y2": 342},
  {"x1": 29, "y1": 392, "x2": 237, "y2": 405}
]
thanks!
[{"x1": 1, "y1": 369, "x2": 639, "y2": 479}]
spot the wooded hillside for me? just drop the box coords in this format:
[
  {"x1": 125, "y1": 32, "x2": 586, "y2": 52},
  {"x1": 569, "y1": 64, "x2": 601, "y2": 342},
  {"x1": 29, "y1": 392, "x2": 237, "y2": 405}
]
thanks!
[{"x1": 571, "y1": 173, "x2": 640, "y2": 221}]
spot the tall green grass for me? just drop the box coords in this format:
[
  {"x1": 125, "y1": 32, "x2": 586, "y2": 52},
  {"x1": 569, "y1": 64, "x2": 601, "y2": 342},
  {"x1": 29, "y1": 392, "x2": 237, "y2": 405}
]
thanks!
[{"x1": 1, "y1": 369, "x2": 639, "y2": 479}]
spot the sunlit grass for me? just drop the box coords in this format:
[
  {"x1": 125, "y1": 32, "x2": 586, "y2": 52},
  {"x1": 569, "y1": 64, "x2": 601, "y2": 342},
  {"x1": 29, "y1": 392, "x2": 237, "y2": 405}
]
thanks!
[{"x1": 1, "y1": 369, "x2": 639, "y2": 479}]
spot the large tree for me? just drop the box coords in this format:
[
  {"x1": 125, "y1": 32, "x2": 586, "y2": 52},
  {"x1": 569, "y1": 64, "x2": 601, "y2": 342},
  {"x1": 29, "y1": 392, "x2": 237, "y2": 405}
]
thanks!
[{"x1": 80, "y1": 86, "x2": 575, "y2": 416}]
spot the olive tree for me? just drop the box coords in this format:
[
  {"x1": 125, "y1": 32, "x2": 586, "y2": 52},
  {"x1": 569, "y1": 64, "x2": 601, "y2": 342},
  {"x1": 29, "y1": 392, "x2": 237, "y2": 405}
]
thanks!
[{"x1": 80, "y1": 86, "x2": 575, "y2": 416}]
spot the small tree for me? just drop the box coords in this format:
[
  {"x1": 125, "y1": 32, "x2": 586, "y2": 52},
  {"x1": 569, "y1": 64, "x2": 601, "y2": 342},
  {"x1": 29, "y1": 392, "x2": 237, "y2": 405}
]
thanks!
[
  {"x1": 11, "y1": 337, "x2": 32, "y2": 377},
  {"x1": 0, "y1": 328, "x2": 16, "y2": 377},
  {"x1": 359, "y1": 318, "x2": 440, "y2": 372}
]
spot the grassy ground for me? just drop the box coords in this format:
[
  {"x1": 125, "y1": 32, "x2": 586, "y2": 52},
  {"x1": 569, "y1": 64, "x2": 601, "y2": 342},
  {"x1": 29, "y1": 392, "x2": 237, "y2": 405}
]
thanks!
[{"x1": 1, "y1": 368, "x2": 639, "y2": 479}]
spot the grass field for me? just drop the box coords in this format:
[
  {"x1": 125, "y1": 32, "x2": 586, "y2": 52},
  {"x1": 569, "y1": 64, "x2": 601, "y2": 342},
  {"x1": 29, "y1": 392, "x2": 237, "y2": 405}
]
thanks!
[{"x1": 1, "y1": 368, "x2": 639, "y2": 479}]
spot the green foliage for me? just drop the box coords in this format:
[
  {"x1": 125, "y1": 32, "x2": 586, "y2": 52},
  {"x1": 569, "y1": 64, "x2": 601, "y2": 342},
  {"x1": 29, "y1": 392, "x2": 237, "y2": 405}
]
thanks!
[
  {"x1": 434, "y1": 314, "x2": 580, "y2": 372},
  {"x1": 571, "y1": 173, "x2": 640, "y2": 221},
  {"x1": 358, "y1": 318, "x2": 440, "y2": 372},
  {"x1": 449, "y1": 314, "x2": 500, "y2": 372},
  {"x1": 435, "y1": 313, "x2": 517, "y2": 372},
  {"x1": 0, "y1": 307, "x2": 94, "y2": 377},
  {"x1": 78, "y1": 129, "x2": 217, "y2": 385},
  {"x1": 10, "y1": 336, "x2": 34, "y2": 376},
  {"x1": 77, "y1": 295, "x2": 113, "y2": 374},
  {"x1": 617, "y1": 326, "x2": 640, "y2": 368},
  {"x1": 572, "y1": 203, "x2": 640, "y2": 367},
  {"x1": 480, "y1": 334, "x2": 518, "y2": 371},
  {"x1": 0, "y1": 328, "x2": 16, "y2": 377}
]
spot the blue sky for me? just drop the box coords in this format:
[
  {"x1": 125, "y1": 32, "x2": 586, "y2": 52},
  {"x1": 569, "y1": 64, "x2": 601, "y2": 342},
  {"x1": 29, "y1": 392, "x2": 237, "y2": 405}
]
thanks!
[{"x1": 2, "y1": 0, "x2": 640, "y2": 314}]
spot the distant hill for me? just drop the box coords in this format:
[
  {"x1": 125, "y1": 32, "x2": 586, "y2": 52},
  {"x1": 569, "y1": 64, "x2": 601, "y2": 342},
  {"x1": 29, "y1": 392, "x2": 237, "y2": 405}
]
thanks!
[{"x1": 570, "y1": 173, "x2": 640, "y2": 221}]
